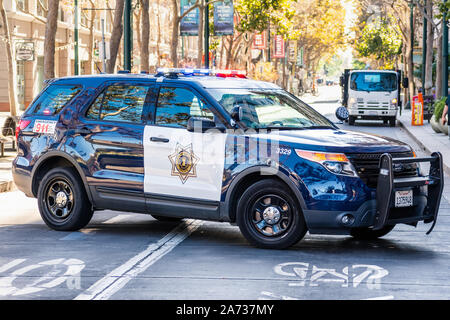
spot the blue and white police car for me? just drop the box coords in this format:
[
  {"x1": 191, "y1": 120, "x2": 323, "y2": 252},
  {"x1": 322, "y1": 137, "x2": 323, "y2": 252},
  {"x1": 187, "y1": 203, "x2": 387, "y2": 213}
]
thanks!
[{"x1": 12, "y1": 68, "x2": 444, "y2": 249}]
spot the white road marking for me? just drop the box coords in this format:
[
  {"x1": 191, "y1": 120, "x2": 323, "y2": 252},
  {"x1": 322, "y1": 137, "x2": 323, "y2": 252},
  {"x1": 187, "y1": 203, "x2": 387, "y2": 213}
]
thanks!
[
  {"x1": 363, "y1": 295, "x2": 395, "y2": 300},
  {"x1": 0, "y1": 259, "x2": 26, "y2": 273},
  {"x1": 60, "y1": 229, "x2": 97, "y2": 241},
  {"x1": 258, "y1": 291, "x2": 298, "y2": 300},
  {"x1": 74, "y1": 219, "x2": 203, "y2": 300},
  {"x1": 103, "y1": 215, "x2": 129, "y2": 224}
]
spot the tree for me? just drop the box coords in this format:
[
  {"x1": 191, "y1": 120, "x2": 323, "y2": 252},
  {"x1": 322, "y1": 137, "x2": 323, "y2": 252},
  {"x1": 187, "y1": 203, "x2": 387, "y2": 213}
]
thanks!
[
  {"x1": 44, "y1": 0, "x2": 60, "y2": 79},
  {"x1": 107, "y1": 0, "x2": 125, "y2": 73},
  {"x1": 355, "y1": 16, "x2": 402, "y2": 69},
  {"x1": 141, "y1": 0, "x2": 150, "y2": 72},
  {"x1": 0, "y1": 0, "x2": 17, "y2": 116}
]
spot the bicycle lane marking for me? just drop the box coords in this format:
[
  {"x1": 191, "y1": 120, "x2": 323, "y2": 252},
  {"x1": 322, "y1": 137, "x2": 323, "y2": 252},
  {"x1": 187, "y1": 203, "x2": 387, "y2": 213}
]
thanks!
[{"x1": 74, "y1": 219, "x2": 203, "y2": 300}]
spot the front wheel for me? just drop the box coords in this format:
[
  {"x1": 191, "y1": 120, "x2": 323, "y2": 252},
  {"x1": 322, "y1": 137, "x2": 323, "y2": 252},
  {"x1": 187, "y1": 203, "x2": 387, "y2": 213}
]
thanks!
[
  {"x1": 348, "y1": 116, "x2": 355, "y2": 126},
  {"x1": 389, "y1": 117, "x2": 396, "y2": 127},
  {"x1": 350, "y1": 225, "x2": 395, "y2": 240},
  {"x1": 237, "y1": 179, "x2": 307, "y2": 249}
]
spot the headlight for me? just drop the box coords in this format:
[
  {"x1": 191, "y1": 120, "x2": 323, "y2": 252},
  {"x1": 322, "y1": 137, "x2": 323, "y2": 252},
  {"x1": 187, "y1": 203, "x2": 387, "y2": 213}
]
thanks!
[
  {"x1": 391, "y1": 98, "x2": 398, "y2": 108},
  {"x1": 349, "y1": 97, "x2": 356, "y2": 104},
  {"x1": 295, "y1": 150, "x2": 358, "y2": 177}
]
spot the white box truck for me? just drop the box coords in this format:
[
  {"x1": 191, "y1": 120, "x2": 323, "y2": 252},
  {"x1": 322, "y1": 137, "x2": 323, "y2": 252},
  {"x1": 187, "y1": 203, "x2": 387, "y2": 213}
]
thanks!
[{"x1": 340, "y1": 69, "x2": 408, "y2": 127}]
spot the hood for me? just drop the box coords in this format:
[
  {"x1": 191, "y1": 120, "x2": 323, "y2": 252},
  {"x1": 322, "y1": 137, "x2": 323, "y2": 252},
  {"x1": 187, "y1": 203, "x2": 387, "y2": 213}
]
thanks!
[{"x1": 256, "y1": 129, "x2": 412, "y2": 154}]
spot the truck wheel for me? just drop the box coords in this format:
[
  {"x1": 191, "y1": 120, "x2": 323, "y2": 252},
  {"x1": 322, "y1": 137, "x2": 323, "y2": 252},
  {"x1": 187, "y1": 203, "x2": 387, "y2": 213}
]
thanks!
[
  {"x1": 348, "y1": 116, "x2": 355, "y2": 126},
  {"x1": 237, "y1": 179, "x2": 307, "y2": 249},
  {"x1": 151, "y1": 215, "x2": 183, "y2": 222},
  {"x1": 38, "y1": 167, "x2": 93, "y2": 231},
  {"x1": 350, "y1": 225, "x2": 395, "y2": 240},
  {"x1": 389, "y1": 117, "x2": 396, "y2": 127}
]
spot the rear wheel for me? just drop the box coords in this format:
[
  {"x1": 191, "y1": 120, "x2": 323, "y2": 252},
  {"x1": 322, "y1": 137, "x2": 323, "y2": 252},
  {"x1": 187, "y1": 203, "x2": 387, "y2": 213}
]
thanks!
[
  {"x1": 237, "y1": 179, "x2": 307, "y2": 249},
  {"x1": 38, "y1": 167, "x2": 93, "y2": 231},
  {"x1": 350, "y1": 225, "x2": 395, "y2": 240}
]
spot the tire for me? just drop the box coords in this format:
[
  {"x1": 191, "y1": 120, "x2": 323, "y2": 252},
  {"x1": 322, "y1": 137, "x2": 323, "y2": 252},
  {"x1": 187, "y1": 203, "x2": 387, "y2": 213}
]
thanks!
[
  {"x1": 383, "y1": 119, "x2": 389, "y2": 125},
  {"x1": 236, "y1": 179, "x2": 307, "y2": 249},
  {"x1": 350, "y1": 225, "x2": 395, "y2": 240},
  {"x1": 389, "y1": 117, "x2": 396, "y2": 127},
  {"x1": 37, "y1": 167, "x2": 93, "y2": 231},
  {"x1": 151, "y1": 215, "x2": 183, "y2": 222},
  {"x1": 348, "y1": 116, "x2": 355, "y2": 126}
]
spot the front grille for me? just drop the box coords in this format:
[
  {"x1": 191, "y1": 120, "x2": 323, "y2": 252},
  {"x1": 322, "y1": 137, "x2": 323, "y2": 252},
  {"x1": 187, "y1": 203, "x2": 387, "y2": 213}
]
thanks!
[{"x1": 346, "y1": 152, "x2": 418, "y2": 188}]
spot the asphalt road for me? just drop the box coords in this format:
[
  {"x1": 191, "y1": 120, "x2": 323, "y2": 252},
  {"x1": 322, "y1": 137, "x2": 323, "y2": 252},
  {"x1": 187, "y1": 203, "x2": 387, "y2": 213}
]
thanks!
[{"x1": 1, "y1": 85, "x2": 449, "y2": 300}]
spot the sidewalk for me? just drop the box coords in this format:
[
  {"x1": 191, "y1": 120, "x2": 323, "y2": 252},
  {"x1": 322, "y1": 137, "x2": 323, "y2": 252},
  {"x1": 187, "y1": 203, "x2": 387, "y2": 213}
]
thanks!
[{"x1": 397, "y1": 111, "x2": 450, "y2": 176}]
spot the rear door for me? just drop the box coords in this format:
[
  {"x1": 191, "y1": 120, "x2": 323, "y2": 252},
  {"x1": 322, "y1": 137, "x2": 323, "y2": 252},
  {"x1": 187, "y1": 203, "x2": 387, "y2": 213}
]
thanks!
[
  {"x1": 144, "y1": 85, "x2": 228, "y2": 219},
  {"x1": 79, "y1": 81, "x2": 156, "y2": 212}
]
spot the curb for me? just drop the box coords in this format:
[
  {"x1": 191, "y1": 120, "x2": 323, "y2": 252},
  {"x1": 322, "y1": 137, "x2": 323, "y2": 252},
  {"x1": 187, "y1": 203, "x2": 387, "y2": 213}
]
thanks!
[
  {"x1": 0, "y1": 180, "x2": 15, "y2": 193},
  {"x1": 397, "y1": 119, "x2": 450, "y2": 177}
]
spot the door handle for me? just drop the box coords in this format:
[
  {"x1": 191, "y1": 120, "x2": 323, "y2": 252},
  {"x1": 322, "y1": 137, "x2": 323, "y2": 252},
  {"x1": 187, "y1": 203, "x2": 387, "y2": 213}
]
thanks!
[{"x1": 150, "y1": 137, "x2": 170, "y2": 143}]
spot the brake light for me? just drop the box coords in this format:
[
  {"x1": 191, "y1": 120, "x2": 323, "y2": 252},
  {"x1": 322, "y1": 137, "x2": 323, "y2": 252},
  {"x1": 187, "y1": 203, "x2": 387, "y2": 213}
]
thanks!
[{"x1": 16, "y1": 119, "x2": 31, "y2": 141}]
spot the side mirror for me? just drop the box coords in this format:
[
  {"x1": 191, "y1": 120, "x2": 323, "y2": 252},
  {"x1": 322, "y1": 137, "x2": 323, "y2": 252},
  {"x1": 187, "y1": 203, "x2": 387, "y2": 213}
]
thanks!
[
  {"x1": 335, "y1": 106, "x2": 349, "y2": 122},
  {"x1": 339, "y1": 76, "x2": 345, "y2": 87},
  {"x1": 230, "y1": 106, "x2": 241, "y2": 122},
  {"x1": 402, "y1": 77, "x2": 409, "y2": 88},
  {"x1": 187, "y1": 117, "x2": 217, "y2": 132}
]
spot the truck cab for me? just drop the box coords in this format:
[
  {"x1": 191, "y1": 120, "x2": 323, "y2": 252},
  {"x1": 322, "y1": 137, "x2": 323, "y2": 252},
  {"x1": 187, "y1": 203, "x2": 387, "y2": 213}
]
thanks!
[{"x1": 340, "y1": 69, "x2": 405, "y2": 127}]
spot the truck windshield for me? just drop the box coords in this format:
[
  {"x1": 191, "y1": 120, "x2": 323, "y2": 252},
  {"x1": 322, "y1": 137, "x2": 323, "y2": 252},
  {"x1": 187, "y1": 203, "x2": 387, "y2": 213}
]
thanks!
[
  {"x1": 350, "y1": 72, "x2": 397, "y2": 92},
  {"x1": 207, "y1": 88, "x2": 335, "y2": 130}
]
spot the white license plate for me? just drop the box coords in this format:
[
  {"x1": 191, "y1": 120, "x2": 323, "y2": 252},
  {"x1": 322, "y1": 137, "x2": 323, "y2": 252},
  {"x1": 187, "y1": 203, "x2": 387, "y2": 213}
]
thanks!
[
  {"x1": 369, "y1": 111, "x2": 378, "y2": 116},
  {"x1": 395, "y1": 190, "x2": 413, "y2": 208}
]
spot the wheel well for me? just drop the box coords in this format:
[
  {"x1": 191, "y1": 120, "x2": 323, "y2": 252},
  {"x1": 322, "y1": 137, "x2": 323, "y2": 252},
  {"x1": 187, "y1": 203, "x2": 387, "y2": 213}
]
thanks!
[
  {"x1": 228, "y1": 173, "x2": 296, "y2": 223},
  {"x1": 32, "y1": 156, "x2": 82, "y2": 197}
]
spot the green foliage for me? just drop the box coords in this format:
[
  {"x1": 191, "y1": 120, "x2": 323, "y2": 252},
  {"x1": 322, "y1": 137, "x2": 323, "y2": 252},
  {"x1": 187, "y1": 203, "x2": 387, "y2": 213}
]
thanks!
[
  {"x1": 352, "y1": 59, "x2": 366, "y2": 70},
  {"x1": 355, "y1": 17, "x2": 402, "y2": 69},
  {"x1": 235, "y1": 0, "x2": 296, "y2": 36},
  {"x1": 434, "y1": 96, "x2": 447, "y2": 122}
]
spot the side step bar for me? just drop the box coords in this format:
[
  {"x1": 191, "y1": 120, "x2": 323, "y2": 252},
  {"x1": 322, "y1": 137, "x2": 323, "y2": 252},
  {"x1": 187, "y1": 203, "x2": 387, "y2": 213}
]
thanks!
[{"x1": 374, "y1": 152, "x2": 444, "y2": 234}]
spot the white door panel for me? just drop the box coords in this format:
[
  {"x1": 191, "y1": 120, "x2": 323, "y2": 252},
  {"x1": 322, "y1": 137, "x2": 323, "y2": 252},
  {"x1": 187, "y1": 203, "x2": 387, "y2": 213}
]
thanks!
[{"x1": 144, "y1": 126, "x2": 227, "y2": 201}]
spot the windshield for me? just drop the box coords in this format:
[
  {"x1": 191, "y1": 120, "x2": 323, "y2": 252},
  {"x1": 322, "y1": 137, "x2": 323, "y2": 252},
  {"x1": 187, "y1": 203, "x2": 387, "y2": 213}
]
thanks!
[
  {"x1": 207, "y1": 89, "x2": 335, "y2": 130},
  {"x1": 350, "y1": 72, "x2": 397, "y2": 92}
]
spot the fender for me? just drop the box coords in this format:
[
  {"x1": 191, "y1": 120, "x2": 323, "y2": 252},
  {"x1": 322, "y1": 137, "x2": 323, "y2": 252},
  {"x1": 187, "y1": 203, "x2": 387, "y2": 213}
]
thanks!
[
  {"x1": 31, "y1": 150, "x2": 94, "y2": 203},
  {"x1": 222, "y1": 165, "x2": 308, "y2": 222}
]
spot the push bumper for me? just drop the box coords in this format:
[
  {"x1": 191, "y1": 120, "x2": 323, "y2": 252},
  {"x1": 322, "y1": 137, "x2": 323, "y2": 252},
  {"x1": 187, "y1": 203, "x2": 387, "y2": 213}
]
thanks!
[
  {"x1": 375, "y1": 152, "x2": 444, "y2": 234},
  {"x1": 303, "y1": 152, "x2": 444, "y2": 235}
]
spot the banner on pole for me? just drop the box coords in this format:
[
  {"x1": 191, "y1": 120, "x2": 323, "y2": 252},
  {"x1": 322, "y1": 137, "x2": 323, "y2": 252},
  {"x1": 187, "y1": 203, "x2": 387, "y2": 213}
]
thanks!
[
  {"x1": 252, "y1": 33, "x2": 266, "y2": 50},
  {"x1": 180, "y1": 0, "x2": 199, "y2": 36},
  {"x1": 273, "y1": 35, "x2": 285, "y2": 58},
  {"x1": 214, "y1": 1, "x2": 234, "y2": 36}
]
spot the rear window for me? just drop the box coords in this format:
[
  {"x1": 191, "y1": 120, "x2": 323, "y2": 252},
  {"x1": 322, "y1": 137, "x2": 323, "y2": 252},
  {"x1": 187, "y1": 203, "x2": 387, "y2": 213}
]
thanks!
[{"x1": 32, "y1": 85, "x2": 81, "y2": 115}]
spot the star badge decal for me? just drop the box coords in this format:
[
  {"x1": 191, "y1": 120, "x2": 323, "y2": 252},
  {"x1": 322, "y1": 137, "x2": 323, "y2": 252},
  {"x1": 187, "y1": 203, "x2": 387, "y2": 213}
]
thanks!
[{"x1": 168, "y1": 143, "x2": 200, "y2": 184}]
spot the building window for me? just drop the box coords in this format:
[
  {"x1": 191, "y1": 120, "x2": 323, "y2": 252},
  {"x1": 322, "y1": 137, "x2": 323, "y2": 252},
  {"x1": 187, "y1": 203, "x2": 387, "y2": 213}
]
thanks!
[
  {"x1": 16, "y1": 0, "x2": 28, "y2": 12},
  {"x1": 37, "y1": 0, "x2": 48, "y2": 17}
]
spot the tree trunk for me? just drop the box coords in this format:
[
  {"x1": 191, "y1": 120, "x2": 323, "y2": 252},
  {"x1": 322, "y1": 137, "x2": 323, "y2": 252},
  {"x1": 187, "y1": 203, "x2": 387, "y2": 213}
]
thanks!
[
  {"x1": 171, "y1": 0, "x2": 179, "y2": 67},
  {"x1": 140, "y1": 0, "x2": 149, "y2": 72},
  {"x1": 107, "y1": 0, "x2": 125, "y2": 73},
  {"x1": 0, "y1": 0, "x2": 17, "y2": 116},
  {"x1": 424, "y1": 0, "x2": 434, "y2": 94},
  {"x1": 88, "y1": 0, "x2": 96, "y2": 74},
  {"x1": 436, "y1": 32, "x2": 443, "y2": 98},
  {"x1": 157, "y1": 0, "x2": 162, "y2": 67},
  {"x1": 44, "y1": 0, "x2": 59, "y2": 79}
]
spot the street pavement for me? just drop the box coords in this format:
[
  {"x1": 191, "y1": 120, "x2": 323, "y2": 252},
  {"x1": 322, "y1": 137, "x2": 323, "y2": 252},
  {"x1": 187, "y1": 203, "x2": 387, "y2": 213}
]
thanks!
[{"x1": 0, "y1": 85, "x2": 449, "y2": 300}]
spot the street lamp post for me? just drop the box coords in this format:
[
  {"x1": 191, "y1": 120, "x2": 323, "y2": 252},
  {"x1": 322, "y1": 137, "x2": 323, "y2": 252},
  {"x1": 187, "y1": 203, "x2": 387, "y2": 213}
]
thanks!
[
  {"x1": 204, "y1": 0, "x2": 210, "y2": 69},
  {"x1": 422, "y1": 0, "x2": 427, "y2": 90},
  {"x1": 74, "y1": 0, "x2": 79, "y2": 75},
  {"x1": 443, "y1": 0, "x2": 449, "y2": 98}
]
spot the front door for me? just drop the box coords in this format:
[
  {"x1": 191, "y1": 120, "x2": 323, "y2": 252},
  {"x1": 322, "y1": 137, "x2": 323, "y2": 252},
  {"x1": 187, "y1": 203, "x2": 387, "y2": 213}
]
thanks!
[{"x1": 144, "y1": 85, "x2": 227, "y2": 212}]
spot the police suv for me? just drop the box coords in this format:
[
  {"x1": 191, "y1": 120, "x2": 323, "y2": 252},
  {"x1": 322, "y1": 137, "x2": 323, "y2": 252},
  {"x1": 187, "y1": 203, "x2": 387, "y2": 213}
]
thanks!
[{"x1": 12, "y1": 68, "x2": 444, "y2": 249}]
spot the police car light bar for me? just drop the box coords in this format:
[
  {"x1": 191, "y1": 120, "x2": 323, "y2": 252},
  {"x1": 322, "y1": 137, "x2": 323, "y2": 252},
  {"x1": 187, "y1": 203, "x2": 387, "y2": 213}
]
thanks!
[{"x1": 155, "y1": 68, "x2": 246, "y2": 78}]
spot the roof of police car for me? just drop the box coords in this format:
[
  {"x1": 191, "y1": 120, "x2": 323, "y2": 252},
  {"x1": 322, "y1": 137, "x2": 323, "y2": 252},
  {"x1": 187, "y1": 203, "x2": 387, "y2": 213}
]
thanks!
[{"x1": 53, "y1": 73, "x2": 281, "y2": 89}]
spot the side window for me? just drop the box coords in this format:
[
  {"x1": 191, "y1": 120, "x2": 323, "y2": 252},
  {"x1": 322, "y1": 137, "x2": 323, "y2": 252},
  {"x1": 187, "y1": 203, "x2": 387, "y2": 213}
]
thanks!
[
  {"x1": 86, "y1": 85, "x2": 149, "y2": 123},
  {"x1": 32, "y1": 85, "x2": 81, "y2": 115},
  {"x1": 155, "y1": 87, "x2": 214, "y2": 128}
]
